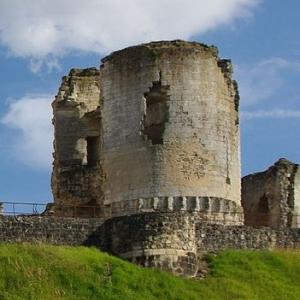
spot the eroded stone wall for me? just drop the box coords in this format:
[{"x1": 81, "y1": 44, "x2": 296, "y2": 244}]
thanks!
[
  {"x1": 0, "y1": 216, "x2": 104, "y2": 245},
  {"x1": 93, "y1": 213, "x2": 198, "y2": 277},
  {"x1": 87, "y1": 212, "x2": 300, "y2": 276},
  {"x1": 294, "y1": 168, "x2": 300, "y2": 226},
  {"x1": 52, "y1": 68, "x2": 104, "y2": 216},
  {"x1": 1, "y1": 214, "x2": 299, "y2": 277},
  {"x1": 242, "y1": 158, "x2": 300, "y2": 228},
  {"x1": 100, "y1": 41, "x2": 242, "y2": 221}
]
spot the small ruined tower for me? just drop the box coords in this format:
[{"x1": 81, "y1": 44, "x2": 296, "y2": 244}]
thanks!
[
  {"x1": 51, "y1": 41, "x2": 243, "y2": 223},
  {"x1": 242, "y1": 158, "x2": 300, "y2": 228},
  {"x1": 51, "y1": 68, "x2": 104, "y2": 216}
]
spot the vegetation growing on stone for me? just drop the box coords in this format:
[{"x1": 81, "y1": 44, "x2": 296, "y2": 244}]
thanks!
[{"x1": 0, "y1": 243, "x2": 299, "y2": 300}]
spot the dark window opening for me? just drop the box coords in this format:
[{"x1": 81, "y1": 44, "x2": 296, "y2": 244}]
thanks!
[
  {"x1": 86, "y1": 136, "x2": 99, "y2": 166},
  {"x1": 258, "y1": 194, "x2": 269, "y2": 213},
  {"x1": 143, "y1": 75, "x2": 170, "y2": 145}
]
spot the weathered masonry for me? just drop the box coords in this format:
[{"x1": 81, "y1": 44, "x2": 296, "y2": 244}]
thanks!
[
  {"x1": 52, "y1": 40, "x2": 243, "y2": 223},
  {"x1": 52, "y1": 68, "x2": 103, "y2": 217},
  {"x1": 0, "y1": 214, "x2": 299, "y2": 277},
  {"x1": 242, "y1": 158, "x2": 300, "y2": 228},
  {"x1": 50, "y1": 40, "x2": 245, "y2": 276},
  {"x1": 4, "y1": 40, "x2": 300, "y2": 277},
  {"x1": 100, "y1": 41, "x2": 242, "y2": 223}
]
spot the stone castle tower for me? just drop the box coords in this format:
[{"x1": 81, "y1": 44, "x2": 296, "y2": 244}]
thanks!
[
  {"x1": 52, "y1": 40, "x2": 243, "y2": 224},
  {"x1": 2, "y1": 41, "x2": 298, "y2": 277}
]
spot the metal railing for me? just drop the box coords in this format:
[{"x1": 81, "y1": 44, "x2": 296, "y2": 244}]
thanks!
[
  {"x1": 0, "y1": 201, "x2": 103, "y2": 218},
  {"x1": 0, "y1": 201, "x2": 48, "y2": 216}
]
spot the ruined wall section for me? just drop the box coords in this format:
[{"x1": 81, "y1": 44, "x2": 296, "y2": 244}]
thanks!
[
  {"x1": 52, "y1": 68, "x2": 103, "y2": 216},
  {"x1": 242, "y1": 158, "x2": 300, "y2": 228},
  {"x1": 100, "y1": 41, "x2": 242, "y2": 222},
  {"x1": 293, "y1": 167, "x2": 300, "y2": 226},
  {"x1": 96, "y1": 213, "x2": 198, "y2": 277},
  {"x1": 0, "y1": 214, "x2": 299, "y2": 277},
  {"x1": 86, "y1": 212, "x2": 300, "y2": 276}
]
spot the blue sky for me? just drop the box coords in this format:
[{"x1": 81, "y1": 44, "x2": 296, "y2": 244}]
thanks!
[{"x1": 0, "y1": 0, "x2": 299, "y2": 204}]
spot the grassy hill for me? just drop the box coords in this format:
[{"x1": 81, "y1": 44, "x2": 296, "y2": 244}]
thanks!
[{"x1": 0, "y1": 244, "x2": 299, "y2": 300}]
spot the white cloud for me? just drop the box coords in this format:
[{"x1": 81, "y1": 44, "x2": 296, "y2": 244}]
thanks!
[
  {"x1": 1, "y1": 95, "x2": 53, "y2": 169},
  {"x1": 236, "y1": 58, "x2": 300, "y2": 107},
  {"x1": 242, "y1": 109, "x2": 300, "y2": 120},
  {"x1": 29, "y1": 57, "x2": 61, "y2": 74},
  {"x1": 0, "y1": 0, "x2": 259, "y2": 70}
]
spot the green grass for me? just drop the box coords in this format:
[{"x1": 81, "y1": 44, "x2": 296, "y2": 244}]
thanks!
[{"x1": 0, "y1": 244, "x2": 299, "y2": 300}]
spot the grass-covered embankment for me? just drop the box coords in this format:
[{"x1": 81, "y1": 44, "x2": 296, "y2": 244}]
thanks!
[{"x1": 0, "y1": 244, "x2": 299, "y2": 300}]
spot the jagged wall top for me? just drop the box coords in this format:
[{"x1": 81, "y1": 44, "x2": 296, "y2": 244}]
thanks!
[
  {"x1": 242, "y1": 158, "x2": 300, "y2": 228},
  {"x1": 101, "y1": 40, "x2": 219, "y2": 63},
  {"x1": 101, "y1": 40, "x2": 234, "y2": 86}
]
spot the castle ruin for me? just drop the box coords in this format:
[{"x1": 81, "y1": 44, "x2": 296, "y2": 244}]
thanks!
[
  {"x1": 242, "y1": 158, "x2": 300, "y2": 228},
  {"x1": 52, "y1": 40, "x2": 242, "y2": 224},
  {"x1": 46, "y1": 40, "x2": 300, "y2": 276},
  {"x1": 51, "y1": 68, "x2": 103, "y2": 216}
]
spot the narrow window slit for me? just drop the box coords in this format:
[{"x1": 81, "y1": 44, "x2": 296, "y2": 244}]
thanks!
[{"x1": 86, "y1": 136, "x2": 99, "y2": 166}]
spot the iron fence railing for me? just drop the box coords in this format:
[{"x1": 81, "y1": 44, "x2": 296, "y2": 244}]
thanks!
[{"x1": 0, "y1": 201, "x2": 48, "y2": 216}]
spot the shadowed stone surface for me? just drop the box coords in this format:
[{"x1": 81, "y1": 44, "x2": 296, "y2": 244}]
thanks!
[{"x1": 242, "y1": 158, "x2": 300, "y2": 228}]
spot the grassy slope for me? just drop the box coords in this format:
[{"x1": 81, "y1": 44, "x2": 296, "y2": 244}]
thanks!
[{"x1": 0, "y1": 244, "x2": 299, "y2": 300}]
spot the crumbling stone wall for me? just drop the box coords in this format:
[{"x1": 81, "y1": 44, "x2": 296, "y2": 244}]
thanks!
[
  {"x1": 100, "y1": 41, "x2": 242, "y2": 222},
  {"x1": 242, "y1": 158, "x2": 300, "y2": 228},
  {"x1": 93, "y1": 213, "x2": 198, "y2": 277},
  {"x1": 0, "y1": 216, "x2": 104, "y2": 245},
  {"x1": 294, "y1": 168, "x2": 300, "y2": 225},
  {"x1": 95, "y1": 213, "x2": 299, "y2": 276},
  {"x1": 52, "y1": 68, "x2": 104, "y2": 216},
  {"x1": 196, "y1": 223, "x2": 300, "y2": 252},
  {"x1": 0, "y1": 214, "x2": 299, "y2": 277}
]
